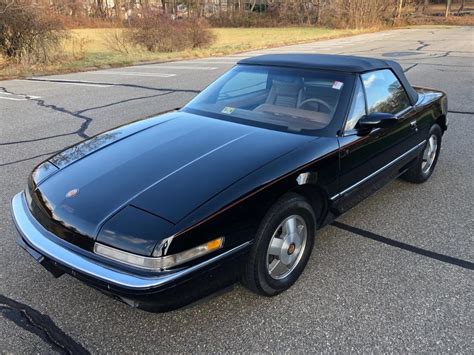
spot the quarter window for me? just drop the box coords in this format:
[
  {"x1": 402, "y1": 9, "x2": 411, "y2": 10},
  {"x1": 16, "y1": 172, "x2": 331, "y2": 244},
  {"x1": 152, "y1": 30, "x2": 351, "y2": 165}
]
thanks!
[
  {"x1": 361, "y1": 69, "x2": 411, "y2": 115},
  {"x1": 344, "y1": 78, "x2": 366, "y2": 131}
]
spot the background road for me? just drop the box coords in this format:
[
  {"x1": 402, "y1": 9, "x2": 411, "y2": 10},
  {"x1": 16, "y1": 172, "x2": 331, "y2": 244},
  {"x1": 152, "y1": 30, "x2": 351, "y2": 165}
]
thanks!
[{"x1": 1, "y1": 26, "x2": 473, "y2": 353}]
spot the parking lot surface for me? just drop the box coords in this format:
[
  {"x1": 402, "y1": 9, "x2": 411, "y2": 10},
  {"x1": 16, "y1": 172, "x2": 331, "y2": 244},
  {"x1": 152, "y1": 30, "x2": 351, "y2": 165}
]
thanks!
[{"x1": 0, "y1": 26, "x2": 473, "y2": 353}]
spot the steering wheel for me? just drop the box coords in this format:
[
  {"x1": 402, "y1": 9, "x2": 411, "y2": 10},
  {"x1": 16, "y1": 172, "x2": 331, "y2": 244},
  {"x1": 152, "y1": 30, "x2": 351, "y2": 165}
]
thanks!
[{"x1": 297, "y1": 98, "x2": 333, "y2": 113}]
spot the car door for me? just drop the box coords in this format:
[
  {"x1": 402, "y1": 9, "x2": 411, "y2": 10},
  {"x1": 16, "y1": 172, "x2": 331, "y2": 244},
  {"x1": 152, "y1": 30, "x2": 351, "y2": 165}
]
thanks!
[{"x1": 334, "y1": 69, "x2": 422, "y2": 212}]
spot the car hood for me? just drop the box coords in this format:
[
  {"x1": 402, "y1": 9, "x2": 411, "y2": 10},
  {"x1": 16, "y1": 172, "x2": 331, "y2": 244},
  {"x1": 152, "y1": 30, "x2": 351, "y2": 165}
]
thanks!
[{"x1": 33, "y1": 111, "x2": 316, "y2": 241}]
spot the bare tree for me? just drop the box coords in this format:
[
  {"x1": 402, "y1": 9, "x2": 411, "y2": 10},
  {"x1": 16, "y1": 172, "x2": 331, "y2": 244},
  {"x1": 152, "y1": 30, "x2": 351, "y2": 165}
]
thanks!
[
  {"x1": 0, "y1": 0, "x2": 67, "y2": 63},
  {"x1": 445, "y1": 0, "x2": 452, "y2": 17},
  {"x1": 249, "y1": 0, "x2": 257, "y2": 12},
  {"x1": 415, "y1": 0, "x2": 430, "y2": 15},
  {"x1": 9, "y1": 0, "x2": 453, "y2": 28},
  {"x1": 115, "y1": 0, "x2": 123, "y2": 20},
  {"x1": 0, "y1": 0, "x2": 17, "y2": 14},
  {"x1": 423, "y1": 0, "x2": 430, "y2": 14},
  {"x1": 396, "y1": 0, "x2": 403, "y2": 18},
  {"x1": 316, "y1": 0, "x2": 322, "y2": 23}
]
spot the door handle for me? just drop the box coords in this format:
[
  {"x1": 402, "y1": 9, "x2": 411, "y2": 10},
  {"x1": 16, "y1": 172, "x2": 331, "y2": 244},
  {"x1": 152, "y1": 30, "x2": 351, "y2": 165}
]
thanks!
[
  {"x1": 340, "y1": 148, "x2": 350, "y2": 158},
  {"x1": 410, "y1": 120, "x2": 418, "y2": 132}
]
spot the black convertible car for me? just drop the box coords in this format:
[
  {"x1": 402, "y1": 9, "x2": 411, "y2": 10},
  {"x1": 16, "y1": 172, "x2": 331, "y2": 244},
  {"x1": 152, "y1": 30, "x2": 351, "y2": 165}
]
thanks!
[{"x1": 11, "y1": 54, "x2": 448, "y2": 312}]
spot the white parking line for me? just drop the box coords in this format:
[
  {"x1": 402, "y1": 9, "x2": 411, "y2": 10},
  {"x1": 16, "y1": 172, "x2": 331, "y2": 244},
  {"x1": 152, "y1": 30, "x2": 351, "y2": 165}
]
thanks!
[
  {"x1": 0, "y1": 92, "x2": 41, "y2": 101},
  {"x1": 0, "y1": 96, "x2": 25, "y2": 101},
  {"x1": 16, "y1": 79, "x2": 114, "y2": 88},
  {"x1": 88, "y1": 71, "x2": 176, "y2": 77}
]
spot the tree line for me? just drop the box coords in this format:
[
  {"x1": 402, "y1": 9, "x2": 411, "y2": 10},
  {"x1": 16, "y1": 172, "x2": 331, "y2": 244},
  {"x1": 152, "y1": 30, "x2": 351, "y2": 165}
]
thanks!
[
  {"x1": 3, "y1": 1, "x2": 467, "y2": 24},
  {"x1": 0, "y1": 0, "x2": 468, "y2": 64}
]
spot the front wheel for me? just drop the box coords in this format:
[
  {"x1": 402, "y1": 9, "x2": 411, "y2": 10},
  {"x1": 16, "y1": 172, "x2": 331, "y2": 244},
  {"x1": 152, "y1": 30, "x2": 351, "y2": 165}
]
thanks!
[
  {"x1": 241, "y1": 193, "x2": 316, "y2": 296},
  {"x1": 401, "y1": 124, "x2": 442, "y2": 183}
]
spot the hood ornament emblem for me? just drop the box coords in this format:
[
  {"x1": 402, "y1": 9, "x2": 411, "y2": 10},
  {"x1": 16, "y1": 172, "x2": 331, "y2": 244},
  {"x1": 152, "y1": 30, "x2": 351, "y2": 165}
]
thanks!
[{"x1": 65, "y1": 188, "x2": 79, "y2": 198}]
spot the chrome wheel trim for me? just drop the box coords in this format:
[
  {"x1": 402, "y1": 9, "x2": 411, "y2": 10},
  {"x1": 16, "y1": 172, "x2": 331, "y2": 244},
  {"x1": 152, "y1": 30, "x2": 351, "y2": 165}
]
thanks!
[
  {"x1": 422, "y1": 134, "x2": 438, "y2": 174},
  {"x1": 266, "y1": 215, "x2": 308, "y2": 280}
]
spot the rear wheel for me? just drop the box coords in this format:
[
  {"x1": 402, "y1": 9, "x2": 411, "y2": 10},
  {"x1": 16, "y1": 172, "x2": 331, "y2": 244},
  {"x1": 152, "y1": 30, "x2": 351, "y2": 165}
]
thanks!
[
  {"x1": 402, "y1": 124, "x2": 442, "y2": 183},
  {"x1": 241, "y1": 193, "x2": 316, "y2": 296}
]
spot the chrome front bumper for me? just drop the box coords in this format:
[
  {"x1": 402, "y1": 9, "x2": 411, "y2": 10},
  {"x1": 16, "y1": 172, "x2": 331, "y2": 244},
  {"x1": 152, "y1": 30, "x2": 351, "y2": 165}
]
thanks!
[{"x1": 11, "y1": 192, "x2": 249, "y2": 291}]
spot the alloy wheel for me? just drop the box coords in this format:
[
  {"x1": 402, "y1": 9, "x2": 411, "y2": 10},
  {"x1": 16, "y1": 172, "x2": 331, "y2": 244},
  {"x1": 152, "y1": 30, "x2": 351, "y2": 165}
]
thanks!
[
  {"x1": 266, "y1": 215, "x2": 308, "y2": 280},
  {"x1": 422, "y1": 134, "x2": 438, "y2": 174}
]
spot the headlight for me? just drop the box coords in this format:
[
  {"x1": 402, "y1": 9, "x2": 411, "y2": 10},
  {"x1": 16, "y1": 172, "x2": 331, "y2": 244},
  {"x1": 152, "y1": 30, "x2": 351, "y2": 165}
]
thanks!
[{"x1": 94, "y1": 237, "x2": 224, "y2": 271}]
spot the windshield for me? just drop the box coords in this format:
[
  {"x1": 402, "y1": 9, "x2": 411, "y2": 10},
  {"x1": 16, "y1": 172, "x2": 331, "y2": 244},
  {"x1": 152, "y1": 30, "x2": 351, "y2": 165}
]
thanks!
[{"x1": 183, "y1": 65, "x2": 351, "y2": 134}]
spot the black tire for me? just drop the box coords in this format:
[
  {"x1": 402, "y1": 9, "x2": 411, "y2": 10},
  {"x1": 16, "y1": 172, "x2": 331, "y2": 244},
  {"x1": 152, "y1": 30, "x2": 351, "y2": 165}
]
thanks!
[
  {"x1": 241, "y1": 192, "x2": 316, "y2": 296},
  {"x1": 401, "y1": 124, "x2": 442, "y2": 183}
]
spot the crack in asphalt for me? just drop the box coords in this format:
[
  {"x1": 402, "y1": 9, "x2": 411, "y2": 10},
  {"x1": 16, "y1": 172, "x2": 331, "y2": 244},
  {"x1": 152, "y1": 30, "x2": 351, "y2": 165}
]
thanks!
[
  {"x1": 337, "y1": 46, "x2": 385, "y2": 55},
  {"x1": 0, "y1": 294, "x2": 89, "y2": 354},
  {"x1": 0, "y1": 150, "x2": 59, "y2": 167},
  {"x1": 0, "y1": 76, "x2": 203, "y2": 167},
  {"x1": 0, "y1": 105, "x2": 182, "y2": 167},
  {"x1": 75, "y1": 91, "x2": 175, "y2": 115},
  {"x1": 397, "y1": 51, "x2": 454, "y2": 62},
  {"x1": 439, "y1": 51, "x2": 453, "y2": 58},
  {"x1": 0, "y1": 132, "x2": 78, "y2": 146},
  {"x1": 0, "y1": 91, "x2": 176, "y2": 146},
  {"x1": 448, "y1": 110, "x2": 474, "y2": 115},
  {"x1": 332, "y1": 222, "x2": 474, "y2": 270},
  {"x1": 396, "y1": 62, "x2": 471, "y2": 68},
  {"x1": 0, "y1": 86, "x2": 187, "y2": 167},
  {"x1": 24, "y1": 78, "x2": 201, "y2": 94},
  {"x1": 31, "y1": 99, "x2": 92, "y2": 140},
  {"x1": 403, "y1": 63, "x2": 418, "y2": 73},
  {"x1": 0, "y1": 86, "x2": 38, "y2": 100},
  {"x1": 0, "y1": 83, "x2": 199, "y2": 147},
  {"x1": 0, "y1": 86, "x2": 92, "y2": 140},
  {"x1": 416, "y1": 40, "x2": 430, "y2": 51},
  {"x1": 434, "y1": 68, "x2": 470, "y2": 73},
  {"x1": 416, "y1": 49, "x2": 474, "y2": 54}
]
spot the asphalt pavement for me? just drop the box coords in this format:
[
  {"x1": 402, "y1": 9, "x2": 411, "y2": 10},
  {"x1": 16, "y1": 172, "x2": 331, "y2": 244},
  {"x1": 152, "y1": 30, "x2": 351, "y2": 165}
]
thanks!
[{"x1": 0, "y1": 26, "x2": 473, "y2": 353}]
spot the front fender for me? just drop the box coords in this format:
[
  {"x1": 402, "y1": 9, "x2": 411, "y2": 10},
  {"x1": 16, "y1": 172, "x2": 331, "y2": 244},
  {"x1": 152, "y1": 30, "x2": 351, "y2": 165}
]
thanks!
[{"x1": 167, "y1": 137, "x2": 340, "y2": 254}]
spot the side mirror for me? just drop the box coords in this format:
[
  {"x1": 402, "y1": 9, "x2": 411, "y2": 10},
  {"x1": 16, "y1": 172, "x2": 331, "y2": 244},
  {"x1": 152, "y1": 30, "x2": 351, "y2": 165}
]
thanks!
[{"x1": 357, "y1": 112, "x2": 398, "y2": 134}]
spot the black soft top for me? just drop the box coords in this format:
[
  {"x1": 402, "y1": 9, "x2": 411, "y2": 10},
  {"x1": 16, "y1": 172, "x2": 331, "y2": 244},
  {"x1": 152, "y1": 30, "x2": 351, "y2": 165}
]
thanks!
[{"x1": 238, "y1": 54, "x2": 418, "y2": 105}]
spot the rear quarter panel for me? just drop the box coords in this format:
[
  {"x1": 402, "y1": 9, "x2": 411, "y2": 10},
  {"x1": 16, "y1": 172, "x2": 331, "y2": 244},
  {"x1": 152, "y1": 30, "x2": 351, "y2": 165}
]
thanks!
[{"x1": 413, "y1": 86, "x2": 448, "y2": 134}]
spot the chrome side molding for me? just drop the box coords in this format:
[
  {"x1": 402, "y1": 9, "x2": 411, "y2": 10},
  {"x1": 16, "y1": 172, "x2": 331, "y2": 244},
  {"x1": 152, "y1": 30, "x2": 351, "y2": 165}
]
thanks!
[{"x1": 330, "y1": 140, "x2": 426, "y2": 201}]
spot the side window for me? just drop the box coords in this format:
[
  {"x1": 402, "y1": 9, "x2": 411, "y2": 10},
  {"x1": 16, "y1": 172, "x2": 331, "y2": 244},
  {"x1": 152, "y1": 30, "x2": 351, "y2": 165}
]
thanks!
[
  {"x1": 218, "y1": 71, "x2": 267, "y2": 100},
  {"x1": 345, "y1": 78, "x2": 366, "y2": 131},
  {"x1": 361, "y1": 69, "x2": 411, "y2": 115}
]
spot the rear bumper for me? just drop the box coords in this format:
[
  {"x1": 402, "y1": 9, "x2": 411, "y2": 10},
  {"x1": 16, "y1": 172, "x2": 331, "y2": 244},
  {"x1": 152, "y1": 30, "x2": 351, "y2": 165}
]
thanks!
[{"x1": 11, "y1": 192, "x2": 250, "y2": 311}]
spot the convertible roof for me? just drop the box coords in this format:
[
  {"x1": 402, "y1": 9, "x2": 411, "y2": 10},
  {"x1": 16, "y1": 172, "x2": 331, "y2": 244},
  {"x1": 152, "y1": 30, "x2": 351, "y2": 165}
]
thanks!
[{"x1": 238, "y1": 54, "x2": 418, "y2": 104}]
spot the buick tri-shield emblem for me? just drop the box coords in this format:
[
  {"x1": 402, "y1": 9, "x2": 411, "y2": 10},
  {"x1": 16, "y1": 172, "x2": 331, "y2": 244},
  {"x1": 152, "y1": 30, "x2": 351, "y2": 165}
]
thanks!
[{"x1": 65, "y1": 188, "x2": 79, "y2": 198}]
